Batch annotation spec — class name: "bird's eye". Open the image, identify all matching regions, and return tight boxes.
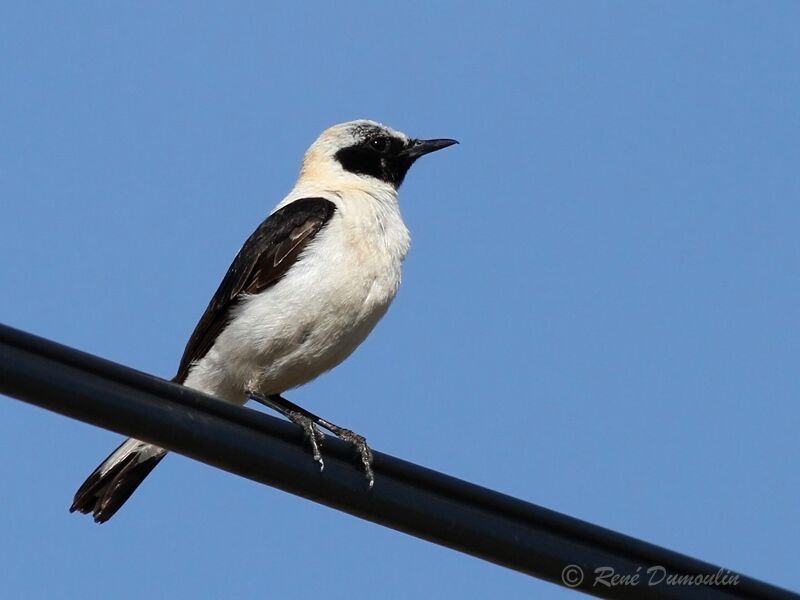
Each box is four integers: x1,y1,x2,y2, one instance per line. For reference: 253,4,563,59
369,136,390,153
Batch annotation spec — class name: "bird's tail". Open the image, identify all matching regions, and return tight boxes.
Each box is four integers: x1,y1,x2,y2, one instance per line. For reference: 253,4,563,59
70,438,167,523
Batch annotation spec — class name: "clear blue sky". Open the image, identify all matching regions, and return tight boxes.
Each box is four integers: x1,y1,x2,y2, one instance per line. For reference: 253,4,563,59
1,2,798,598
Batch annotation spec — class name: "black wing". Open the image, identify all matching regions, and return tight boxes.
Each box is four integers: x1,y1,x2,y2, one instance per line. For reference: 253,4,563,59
173,197,337,383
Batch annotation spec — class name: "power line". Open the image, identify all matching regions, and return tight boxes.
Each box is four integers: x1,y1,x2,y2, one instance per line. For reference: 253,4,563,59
0,323,795,600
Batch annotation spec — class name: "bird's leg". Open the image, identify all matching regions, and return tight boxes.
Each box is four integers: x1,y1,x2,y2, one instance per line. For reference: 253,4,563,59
250,393,325,471
250,393,374,488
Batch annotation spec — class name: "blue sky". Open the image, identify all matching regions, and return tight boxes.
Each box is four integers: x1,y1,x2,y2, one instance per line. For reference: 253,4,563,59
1,2,798,598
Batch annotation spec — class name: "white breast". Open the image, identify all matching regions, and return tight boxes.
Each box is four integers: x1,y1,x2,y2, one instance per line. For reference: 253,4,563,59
183,187,410,404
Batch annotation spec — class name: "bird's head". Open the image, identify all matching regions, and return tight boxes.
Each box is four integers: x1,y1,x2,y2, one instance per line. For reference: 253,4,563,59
298,120,457,191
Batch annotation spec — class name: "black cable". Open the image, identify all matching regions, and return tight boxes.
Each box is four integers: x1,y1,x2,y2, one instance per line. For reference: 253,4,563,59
0,323,795,600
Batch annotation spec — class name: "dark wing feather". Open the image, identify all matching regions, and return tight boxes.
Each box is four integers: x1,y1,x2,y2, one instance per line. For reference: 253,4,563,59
173,197,337,383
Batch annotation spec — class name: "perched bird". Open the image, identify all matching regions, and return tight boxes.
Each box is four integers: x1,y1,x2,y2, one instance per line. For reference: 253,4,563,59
70,120,457,523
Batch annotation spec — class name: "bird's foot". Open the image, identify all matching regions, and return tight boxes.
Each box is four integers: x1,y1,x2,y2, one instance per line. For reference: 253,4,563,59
318,420,374,489
250,393,374,487
286,410,326,471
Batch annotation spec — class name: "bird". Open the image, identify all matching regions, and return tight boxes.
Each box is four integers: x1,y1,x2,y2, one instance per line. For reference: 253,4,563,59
70,119,457,523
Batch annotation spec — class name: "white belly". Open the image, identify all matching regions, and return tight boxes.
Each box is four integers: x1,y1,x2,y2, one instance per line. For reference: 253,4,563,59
183,201,408,404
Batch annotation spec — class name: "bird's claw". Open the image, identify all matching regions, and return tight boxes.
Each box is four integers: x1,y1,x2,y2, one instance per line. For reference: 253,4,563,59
326,426,374,488
287,411,325,471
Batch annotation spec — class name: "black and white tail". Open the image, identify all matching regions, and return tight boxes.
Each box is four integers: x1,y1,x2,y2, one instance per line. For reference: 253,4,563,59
70,439,167,523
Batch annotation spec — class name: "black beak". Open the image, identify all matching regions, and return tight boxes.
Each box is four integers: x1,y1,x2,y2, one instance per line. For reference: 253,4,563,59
402,138,459,159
